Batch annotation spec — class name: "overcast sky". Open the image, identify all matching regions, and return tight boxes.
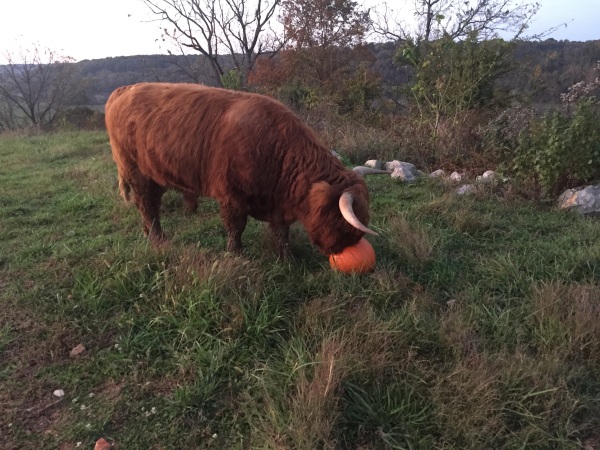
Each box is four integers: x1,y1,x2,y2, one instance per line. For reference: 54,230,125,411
1,0,599,62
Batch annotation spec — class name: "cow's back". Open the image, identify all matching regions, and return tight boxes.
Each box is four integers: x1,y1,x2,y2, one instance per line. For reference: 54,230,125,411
105,82,337,221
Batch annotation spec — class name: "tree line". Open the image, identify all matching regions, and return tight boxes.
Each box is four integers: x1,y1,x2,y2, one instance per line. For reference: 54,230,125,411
1,0,599,132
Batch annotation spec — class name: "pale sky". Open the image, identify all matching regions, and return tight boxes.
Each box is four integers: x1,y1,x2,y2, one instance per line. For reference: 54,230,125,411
1,0,598,62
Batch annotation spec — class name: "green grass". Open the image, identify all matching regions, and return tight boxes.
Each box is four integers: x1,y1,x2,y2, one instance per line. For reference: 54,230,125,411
1,130,599,449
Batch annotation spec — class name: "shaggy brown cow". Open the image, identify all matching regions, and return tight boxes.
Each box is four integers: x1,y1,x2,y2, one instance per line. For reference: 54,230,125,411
105,82,385,258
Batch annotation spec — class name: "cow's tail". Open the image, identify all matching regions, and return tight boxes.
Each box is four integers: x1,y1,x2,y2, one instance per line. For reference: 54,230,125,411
118,172,132,203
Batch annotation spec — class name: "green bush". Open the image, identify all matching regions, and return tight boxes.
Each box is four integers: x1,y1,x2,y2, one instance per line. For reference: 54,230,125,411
336,65,381,114
55,107,106,131
277,80,318,110
220,69,243,91
511,99,600,196
397,35,513,128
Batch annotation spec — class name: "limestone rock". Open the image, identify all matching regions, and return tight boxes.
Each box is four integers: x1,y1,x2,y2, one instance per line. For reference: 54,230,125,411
476,170,496,183
391,167,416,182
385,160,416,173
387,161,418,182
449,171,463,182
364,159,385,170
557,184,600,216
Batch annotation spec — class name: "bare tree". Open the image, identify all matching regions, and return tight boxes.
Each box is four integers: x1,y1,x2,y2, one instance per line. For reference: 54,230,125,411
373,0,542,43
0,46,81,131
143,0,286,86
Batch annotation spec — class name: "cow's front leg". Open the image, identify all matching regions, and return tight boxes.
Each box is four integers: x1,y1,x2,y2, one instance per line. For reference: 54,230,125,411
219,201,248,253
269,222,291,259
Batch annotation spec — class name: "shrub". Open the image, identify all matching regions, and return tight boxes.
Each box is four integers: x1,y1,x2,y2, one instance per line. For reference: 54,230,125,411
397,35,513,132
336,65,381,114
55,107,106,131
510,98,600,196
277,80,318,110
220,69,243,91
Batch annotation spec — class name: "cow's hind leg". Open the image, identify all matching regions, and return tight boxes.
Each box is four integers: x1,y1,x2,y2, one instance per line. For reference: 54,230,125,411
219,200,248,253
130,177,167,242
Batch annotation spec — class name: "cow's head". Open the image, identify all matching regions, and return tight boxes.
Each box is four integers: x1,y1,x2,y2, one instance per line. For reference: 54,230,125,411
305,179,377,255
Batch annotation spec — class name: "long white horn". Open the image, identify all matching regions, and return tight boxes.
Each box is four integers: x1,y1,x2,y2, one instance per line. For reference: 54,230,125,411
339,192,378,235
353,166,392,176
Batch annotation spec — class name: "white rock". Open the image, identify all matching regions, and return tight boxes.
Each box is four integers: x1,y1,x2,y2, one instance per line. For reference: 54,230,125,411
391,166,417,182
557,184,600,216
482,170,496,180
456,184,476,195
330,150,342,160
476,170,496,184
449,171,463,182
385,160,401,170
385,160,417,173
53,389,65,398
364,159,384,170
430,169,446,178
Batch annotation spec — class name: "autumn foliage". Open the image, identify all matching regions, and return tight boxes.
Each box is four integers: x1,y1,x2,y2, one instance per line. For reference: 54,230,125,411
248,0,376,109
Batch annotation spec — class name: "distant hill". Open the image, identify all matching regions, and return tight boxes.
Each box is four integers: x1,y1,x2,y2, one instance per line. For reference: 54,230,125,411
76,54,227,106
74,39,600,108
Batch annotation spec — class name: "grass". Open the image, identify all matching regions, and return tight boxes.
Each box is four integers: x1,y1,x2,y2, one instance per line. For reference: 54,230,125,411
1,130,599,449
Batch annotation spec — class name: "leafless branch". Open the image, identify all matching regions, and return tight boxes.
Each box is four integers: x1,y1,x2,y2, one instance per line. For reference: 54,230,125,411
0,45,81,130
142,0,285,86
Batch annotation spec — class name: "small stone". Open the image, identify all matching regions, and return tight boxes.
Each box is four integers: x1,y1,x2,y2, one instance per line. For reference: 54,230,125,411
482,170,495,180
477,170,496,184
53,389,65,398
69,344,86,358
429,169,446,178
449,172,462,182
94,438,112,450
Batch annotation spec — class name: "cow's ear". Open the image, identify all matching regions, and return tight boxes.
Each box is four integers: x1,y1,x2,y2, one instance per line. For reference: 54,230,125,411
308,181,334,212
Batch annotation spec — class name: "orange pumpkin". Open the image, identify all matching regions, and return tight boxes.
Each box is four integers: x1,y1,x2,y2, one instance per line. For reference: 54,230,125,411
329,238,376,274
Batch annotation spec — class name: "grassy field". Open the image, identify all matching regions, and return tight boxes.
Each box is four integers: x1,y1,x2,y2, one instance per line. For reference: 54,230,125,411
1,130,599,449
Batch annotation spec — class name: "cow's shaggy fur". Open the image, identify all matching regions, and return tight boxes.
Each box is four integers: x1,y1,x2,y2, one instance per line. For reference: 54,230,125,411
105,82,372,257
